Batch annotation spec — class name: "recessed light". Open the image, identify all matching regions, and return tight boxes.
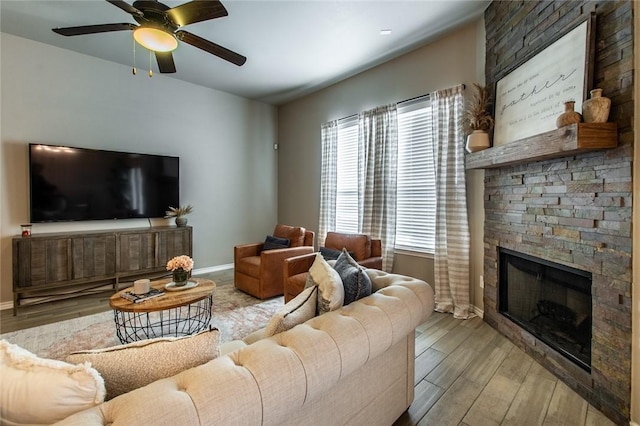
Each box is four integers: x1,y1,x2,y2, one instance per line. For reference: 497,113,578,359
380,29,392,36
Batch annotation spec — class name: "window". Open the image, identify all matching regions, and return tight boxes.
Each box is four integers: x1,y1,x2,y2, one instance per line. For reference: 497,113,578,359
335,117,359,233
333,98,436,253
396,98,436,253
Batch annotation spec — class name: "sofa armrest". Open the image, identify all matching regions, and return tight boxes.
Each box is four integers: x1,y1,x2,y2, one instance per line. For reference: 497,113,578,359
234,242,263,260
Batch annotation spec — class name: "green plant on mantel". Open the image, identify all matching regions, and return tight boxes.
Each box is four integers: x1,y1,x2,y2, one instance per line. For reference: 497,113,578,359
164,204,194,218
463,83,495,134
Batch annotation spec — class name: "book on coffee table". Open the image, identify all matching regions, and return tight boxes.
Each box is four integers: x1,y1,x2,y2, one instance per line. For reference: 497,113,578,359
120,288,165,303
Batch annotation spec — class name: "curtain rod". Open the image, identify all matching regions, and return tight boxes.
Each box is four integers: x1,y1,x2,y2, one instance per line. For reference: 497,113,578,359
335,83,465,123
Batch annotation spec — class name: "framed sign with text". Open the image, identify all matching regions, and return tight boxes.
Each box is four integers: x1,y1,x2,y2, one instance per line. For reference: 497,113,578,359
493,16,595,147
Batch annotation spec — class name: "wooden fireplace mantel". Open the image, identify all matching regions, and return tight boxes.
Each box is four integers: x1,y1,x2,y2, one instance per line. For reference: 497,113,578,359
465,122,618,170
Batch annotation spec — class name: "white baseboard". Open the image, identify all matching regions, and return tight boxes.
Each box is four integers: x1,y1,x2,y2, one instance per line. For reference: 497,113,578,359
0,264,235,313
192,263,233,275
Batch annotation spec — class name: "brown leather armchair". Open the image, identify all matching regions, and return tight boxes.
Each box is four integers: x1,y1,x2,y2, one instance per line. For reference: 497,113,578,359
234,225,315,299
283,232,382,302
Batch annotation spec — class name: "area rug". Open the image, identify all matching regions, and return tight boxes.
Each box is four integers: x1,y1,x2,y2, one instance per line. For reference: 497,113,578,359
0,282,283,360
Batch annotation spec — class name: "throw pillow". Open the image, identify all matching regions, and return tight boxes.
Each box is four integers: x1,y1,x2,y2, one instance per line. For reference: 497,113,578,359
319,246,342,260
0,339,106,426
306,252,344,314
334,248,372,305
320,246,354,261
66,328,220,400
262,235,290,251
264,285,318,337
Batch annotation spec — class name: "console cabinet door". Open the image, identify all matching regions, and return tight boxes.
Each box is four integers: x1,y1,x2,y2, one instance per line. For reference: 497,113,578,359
118,232,157,273
156,228,193,266
13,237,71,289
71,235,117,279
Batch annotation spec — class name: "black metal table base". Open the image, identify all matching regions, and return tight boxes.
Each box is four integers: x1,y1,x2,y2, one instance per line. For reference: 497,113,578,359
113,295,213,343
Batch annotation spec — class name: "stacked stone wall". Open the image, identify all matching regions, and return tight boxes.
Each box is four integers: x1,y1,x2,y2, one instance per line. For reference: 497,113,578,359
483,1,634,424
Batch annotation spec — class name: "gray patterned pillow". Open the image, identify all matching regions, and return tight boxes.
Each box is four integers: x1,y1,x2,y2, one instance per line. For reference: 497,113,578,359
334,248,372,305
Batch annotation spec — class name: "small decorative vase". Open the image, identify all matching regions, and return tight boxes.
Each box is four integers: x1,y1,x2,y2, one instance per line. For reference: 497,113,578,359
581,88,611,123
556,101,582,128
465,130,491,153
175,217,188,227
172,268,188,286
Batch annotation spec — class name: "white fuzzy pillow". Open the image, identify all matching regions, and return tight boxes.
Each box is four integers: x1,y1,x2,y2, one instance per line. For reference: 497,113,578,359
307,252,344,314
264,285,318,337
66,328,220,399
0,339,106,426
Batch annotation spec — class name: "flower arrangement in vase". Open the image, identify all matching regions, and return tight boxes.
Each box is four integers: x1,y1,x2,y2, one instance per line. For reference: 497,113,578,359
166,255,194,286
165,204,193,227
463,83,495,153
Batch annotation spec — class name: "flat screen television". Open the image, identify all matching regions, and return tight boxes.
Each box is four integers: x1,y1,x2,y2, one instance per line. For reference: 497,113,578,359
29,144,179,223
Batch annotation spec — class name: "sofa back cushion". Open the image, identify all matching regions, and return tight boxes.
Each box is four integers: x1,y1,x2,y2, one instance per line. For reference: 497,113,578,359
325,232,371,261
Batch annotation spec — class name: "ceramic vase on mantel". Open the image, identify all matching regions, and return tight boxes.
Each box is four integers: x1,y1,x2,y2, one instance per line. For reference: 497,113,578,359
556,101,582,128
582,88,611,123
175,217,188,227
465,130,491,153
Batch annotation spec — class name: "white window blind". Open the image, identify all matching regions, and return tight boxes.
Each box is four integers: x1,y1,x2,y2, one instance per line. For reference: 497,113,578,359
396,98,436,253
335,116,359,233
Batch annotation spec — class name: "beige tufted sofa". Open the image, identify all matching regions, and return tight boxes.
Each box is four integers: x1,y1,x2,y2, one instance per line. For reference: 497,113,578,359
55,270,434,426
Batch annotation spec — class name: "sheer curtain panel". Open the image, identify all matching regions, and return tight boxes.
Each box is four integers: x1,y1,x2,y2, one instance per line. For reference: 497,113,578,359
319,120,338,247
358,104,398,272
431,85,473,319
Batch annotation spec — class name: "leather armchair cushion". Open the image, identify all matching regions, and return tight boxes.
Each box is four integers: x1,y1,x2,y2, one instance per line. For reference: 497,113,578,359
325,232,371,261
274,225,306,247
236,255,261,277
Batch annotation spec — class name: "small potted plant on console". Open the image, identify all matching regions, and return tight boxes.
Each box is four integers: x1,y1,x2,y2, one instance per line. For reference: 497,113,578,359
165,204,194,227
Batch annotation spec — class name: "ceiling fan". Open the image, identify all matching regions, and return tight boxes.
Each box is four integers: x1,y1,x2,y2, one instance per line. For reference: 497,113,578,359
52,0,246,73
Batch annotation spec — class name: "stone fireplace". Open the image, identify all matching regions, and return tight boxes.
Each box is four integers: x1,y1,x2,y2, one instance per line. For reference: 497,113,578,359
482,2,634,424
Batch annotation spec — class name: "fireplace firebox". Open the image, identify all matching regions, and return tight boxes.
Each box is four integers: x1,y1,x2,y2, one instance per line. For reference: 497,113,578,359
498,248,592,371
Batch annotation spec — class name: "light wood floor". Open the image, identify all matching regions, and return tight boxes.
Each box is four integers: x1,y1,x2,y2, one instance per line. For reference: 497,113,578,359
0,271,616,425
394,312,616,426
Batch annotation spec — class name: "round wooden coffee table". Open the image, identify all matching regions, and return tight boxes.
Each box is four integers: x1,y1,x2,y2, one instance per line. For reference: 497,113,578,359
110,277,216,343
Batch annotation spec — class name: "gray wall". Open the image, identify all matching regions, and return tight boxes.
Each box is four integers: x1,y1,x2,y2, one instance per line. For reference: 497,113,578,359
277,20,487,312
0,33,278,306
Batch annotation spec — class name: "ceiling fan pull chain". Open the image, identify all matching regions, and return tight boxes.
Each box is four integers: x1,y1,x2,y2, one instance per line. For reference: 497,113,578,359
149,51,153,77
132,37,136,75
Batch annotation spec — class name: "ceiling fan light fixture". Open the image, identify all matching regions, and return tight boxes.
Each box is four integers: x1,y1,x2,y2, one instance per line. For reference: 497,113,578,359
133,27,178,52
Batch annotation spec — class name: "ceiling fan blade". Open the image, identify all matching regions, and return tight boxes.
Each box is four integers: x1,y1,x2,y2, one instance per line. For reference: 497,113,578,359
167,1,228,27
155,52,177,73
52,23,137,36
106,0,143,17
176,30,246,66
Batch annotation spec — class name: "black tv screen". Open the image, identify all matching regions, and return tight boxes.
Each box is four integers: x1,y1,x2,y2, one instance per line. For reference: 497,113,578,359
29,144,179,223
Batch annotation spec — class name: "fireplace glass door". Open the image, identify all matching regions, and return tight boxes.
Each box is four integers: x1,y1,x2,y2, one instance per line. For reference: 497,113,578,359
498,248,592,371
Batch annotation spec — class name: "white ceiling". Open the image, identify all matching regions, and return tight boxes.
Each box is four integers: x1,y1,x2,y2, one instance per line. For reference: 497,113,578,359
1,0,489,105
